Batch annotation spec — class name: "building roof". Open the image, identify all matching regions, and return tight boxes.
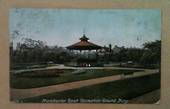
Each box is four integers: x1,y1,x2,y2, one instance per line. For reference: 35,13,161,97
66,34,102,50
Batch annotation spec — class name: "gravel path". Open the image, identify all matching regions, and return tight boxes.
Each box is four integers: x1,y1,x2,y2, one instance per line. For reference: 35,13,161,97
12,65,151,74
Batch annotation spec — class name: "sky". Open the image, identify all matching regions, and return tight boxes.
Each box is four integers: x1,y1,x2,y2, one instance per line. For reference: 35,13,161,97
9,8,161,48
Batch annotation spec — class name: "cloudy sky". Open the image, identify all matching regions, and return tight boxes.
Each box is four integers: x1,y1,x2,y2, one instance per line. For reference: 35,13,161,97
10,8,161,48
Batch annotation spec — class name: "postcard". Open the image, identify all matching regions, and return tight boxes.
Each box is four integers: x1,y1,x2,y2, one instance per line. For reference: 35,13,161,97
9,8,161,104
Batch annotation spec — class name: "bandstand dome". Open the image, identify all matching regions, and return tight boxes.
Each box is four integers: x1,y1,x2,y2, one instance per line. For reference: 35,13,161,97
66,34,102,50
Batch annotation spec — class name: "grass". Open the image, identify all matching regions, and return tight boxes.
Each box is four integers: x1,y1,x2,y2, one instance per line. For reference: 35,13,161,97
19,73,160,103
114,63,160,69
11,63,57,70
10,69,142,89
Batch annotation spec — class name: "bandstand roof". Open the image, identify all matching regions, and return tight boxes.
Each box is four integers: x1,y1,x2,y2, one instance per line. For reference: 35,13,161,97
66,34,102,50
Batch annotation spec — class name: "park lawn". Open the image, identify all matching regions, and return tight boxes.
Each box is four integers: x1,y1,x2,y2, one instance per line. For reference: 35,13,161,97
11,63,58,70
19,73,160,103
11,69,142,89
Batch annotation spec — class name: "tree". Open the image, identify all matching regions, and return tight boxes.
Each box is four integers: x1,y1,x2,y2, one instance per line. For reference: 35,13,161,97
140,40,161,67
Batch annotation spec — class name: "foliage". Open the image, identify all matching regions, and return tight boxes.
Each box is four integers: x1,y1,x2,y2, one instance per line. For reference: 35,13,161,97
11,38,74,66
140,40,161,66
10,38,161,69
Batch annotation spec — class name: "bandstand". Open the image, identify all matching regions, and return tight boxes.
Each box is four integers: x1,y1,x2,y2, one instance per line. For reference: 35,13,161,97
66,34,102,67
